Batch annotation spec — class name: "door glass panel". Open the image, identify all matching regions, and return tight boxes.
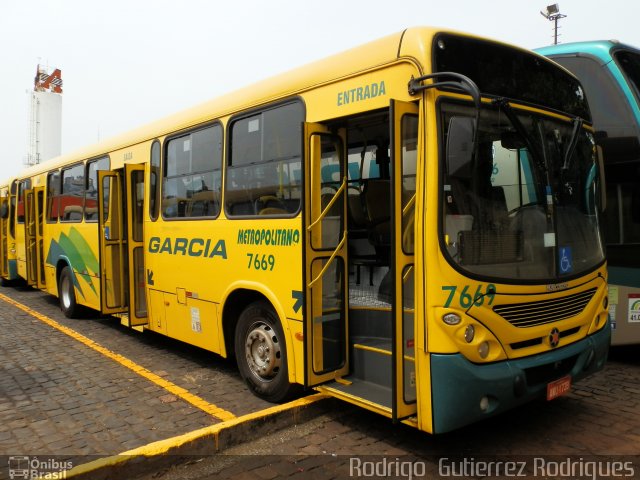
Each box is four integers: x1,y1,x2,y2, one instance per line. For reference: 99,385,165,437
26,193,35,237
129,166,147,320
402,265,416,403
131,170,144,242
102,177,111,224
311,134,344,250
310,257,345,373
1,199,7,276
26,192,37,283
133,246,147,317
37,190,45,284
401,115,418,254
102,175,125,309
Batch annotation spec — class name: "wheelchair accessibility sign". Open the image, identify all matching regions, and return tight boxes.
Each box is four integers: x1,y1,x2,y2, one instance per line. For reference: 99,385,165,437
559,246,573,274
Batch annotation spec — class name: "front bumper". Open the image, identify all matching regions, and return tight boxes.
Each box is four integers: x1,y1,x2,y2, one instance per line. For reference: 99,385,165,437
430,322,611,433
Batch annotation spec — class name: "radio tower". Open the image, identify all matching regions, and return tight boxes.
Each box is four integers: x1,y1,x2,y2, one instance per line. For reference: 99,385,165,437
25,65,63,166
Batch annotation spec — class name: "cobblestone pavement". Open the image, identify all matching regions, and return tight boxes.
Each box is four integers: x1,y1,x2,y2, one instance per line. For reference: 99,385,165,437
136,347,640,479
2,283,639,479
0,284,272,462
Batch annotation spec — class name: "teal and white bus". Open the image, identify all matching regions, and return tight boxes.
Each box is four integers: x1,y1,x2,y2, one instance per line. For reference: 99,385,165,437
538,40,640,345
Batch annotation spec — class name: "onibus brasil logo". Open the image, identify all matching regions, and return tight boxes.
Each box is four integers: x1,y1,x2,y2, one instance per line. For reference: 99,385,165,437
8,456,72,479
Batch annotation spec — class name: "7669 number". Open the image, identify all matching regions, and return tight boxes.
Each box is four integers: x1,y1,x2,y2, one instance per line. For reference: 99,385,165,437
442,284,496,308
246,253,275,271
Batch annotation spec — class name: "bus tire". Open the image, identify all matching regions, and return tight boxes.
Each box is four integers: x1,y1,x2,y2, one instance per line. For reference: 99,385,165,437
58,266,82,318
234,301,294,402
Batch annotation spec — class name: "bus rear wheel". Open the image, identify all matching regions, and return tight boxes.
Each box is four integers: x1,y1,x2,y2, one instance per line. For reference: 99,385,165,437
234,301,293,402
58,266,82,318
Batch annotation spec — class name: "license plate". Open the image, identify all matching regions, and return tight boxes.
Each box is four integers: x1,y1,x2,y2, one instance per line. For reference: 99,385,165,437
547,375,571,401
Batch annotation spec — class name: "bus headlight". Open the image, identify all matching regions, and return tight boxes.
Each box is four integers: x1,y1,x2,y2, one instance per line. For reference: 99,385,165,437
443,313,461,325
464,325,475,343
478,341,490,359
434,307,508,363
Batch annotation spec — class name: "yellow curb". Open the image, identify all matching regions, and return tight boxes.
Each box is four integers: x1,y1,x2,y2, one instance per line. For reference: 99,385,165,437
0,292,235,421
65,393,329,478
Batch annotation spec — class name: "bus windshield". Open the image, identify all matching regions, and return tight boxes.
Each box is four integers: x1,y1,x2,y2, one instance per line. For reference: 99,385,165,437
615,49,640,100
440,100,605,282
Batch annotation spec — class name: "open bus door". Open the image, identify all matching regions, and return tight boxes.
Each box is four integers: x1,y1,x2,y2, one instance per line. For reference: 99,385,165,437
97,167,147,326
34,186,46,288
390,100,418,421
98,170,127,314
124,163,147,326
24,189,37,286
0,195,8,279
303,123,350,386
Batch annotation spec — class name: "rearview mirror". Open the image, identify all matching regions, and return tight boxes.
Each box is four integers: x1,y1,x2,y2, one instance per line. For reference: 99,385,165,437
501,131,526,150
596,145,606,213
446,117,476,178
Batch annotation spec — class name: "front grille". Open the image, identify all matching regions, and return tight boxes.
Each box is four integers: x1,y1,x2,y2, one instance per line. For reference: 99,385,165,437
510,337,543,350
494,288,597,328
509,326,582,350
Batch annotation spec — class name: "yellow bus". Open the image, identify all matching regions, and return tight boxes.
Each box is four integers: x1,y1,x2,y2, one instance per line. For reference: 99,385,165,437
0,180,17,286
0,27,610,433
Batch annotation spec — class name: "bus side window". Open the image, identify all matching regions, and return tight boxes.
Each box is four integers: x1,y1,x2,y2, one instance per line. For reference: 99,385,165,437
17,179,31,224
85,156,109,222
47,171,60,222
61,163,85,222
149,141,161,220
162,124,222,219
225,102,303,217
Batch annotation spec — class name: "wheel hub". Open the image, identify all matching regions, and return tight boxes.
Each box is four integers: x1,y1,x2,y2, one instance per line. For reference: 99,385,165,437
245,323,281,380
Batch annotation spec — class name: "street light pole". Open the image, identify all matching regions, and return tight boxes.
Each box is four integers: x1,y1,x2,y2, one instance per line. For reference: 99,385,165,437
540,3,567,45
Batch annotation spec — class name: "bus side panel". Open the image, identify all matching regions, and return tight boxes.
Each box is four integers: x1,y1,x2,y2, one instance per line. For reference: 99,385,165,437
144,216,303,367
43,223,101,310
164,293,220,353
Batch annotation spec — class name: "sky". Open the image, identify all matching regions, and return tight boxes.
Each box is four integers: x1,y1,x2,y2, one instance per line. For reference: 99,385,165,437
1,0,639,180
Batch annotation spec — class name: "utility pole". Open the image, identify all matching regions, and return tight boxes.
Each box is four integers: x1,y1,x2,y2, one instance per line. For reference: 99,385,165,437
540,4,567,45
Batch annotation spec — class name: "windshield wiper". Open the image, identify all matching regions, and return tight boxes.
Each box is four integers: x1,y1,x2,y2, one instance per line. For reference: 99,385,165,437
492,98,546,175
561,117,584,171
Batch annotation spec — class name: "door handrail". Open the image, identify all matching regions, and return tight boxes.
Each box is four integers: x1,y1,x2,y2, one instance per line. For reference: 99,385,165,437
307,179,346,232
402,193,416,216
308,233,347,288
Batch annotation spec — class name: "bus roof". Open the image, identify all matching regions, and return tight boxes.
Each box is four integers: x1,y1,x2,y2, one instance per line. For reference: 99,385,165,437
536,40,640,63
13,26,559,180
14,28,413,179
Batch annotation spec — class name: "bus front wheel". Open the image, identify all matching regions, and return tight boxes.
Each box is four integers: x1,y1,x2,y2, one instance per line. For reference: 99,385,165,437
235,301,293,402
59,266,81,318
